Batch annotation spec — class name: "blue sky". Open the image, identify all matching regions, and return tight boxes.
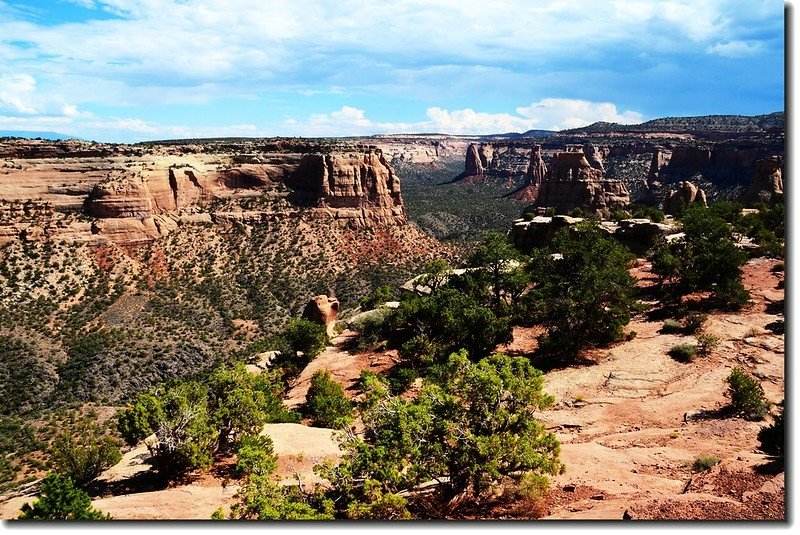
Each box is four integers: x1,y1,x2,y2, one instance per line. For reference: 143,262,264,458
0,0,785,142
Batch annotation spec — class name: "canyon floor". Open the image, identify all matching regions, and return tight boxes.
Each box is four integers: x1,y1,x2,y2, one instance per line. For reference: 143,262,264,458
0,258,785,521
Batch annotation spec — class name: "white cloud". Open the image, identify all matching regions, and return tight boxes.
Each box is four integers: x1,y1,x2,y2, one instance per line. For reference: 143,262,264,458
284,99,645,136
0,0,780,108
707,40,764,58
516,99,644,130
0,74,38,114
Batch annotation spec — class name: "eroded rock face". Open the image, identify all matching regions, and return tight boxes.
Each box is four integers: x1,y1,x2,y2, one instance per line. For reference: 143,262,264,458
647,149,671,187
478,144,494,170
662,181,708,214
291,149,402,209
301,295,340,338
526,145,548,187
583,144,608,172
548,152,604,182
2,139,411,246
742,156,783,207
464,143,485,175
531,151,630,213
288,148,406,227
514,145,549,202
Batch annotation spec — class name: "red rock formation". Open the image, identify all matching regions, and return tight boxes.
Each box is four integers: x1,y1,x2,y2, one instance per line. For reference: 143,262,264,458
548,152,605,182
531,151,630,214
478,144,494,170
583,144,608,172
742,156,783,207
662,181,707,214
464,143,484,175
86,165,223,218
513,145,548,202
526,145,548,187
301,295,340,338
290,148,404,217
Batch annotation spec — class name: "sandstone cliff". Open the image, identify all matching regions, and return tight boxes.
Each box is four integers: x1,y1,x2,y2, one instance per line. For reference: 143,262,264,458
0,140,409,246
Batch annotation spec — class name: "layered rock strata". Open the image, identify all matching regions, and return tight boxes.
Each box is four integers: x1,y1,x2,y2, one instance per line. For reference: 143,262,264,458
0,140,409,245
530,151,630,214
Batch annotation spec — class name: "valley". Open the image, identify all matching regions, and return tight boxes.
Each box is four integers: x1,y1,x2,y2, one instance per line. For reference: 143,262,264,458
0,112,785,521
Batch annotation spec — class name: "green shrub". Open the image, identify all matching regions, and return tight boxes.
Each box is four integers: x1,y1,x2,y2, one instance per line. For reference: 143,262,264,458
758,403,784,457
683,313,707,334
527,223,636,359
351,308,393,350
305,370,353,429
117,391,164,446
668,343,696,362
661,319,682,333
726,367,770,421
234,435,277,477
692,454,719,472
50,430,122,488
387,365,419,395
319,351,562,516
18,473,110,520
695,333,720,356
360,285,397,310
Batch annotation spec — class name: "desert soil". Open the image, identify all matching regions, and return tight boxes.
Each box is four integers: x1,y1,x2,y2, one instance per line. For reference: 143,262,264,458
0,258,784,521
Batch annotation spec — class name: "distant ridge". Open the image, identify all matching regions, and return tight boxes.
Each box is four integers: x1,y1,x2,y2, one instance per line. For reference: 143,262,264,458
0,130,81,141
559,112,784,134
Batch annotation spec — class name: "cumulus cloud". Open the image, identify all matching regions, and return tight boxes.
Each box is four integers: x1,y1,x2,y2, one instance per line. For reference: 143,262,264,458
0,0,780,104
283,99,645,136
0,1,782,140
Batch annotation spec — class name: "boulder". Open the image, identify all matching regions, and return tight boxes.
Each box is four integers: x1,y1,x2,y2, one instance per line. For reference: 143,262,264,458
301,295,340,338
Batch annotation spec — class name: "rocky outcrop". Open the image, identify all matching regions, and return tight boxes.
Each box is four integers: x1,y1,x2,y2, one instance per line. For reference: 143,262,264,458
463,143,496,176
647,149,671,187
514,145,549,202
478,144,494,170
1,139,412,246
301,295,339,338
86,165,227,218
583,144,608,172
510,215,677,254
288,148,406,227
530,151,630,214
742,156,783,207
526,145,548,187
464,143,485,175
662,181,707,214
